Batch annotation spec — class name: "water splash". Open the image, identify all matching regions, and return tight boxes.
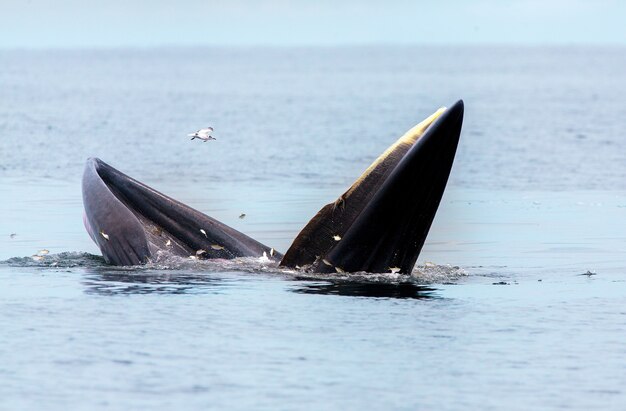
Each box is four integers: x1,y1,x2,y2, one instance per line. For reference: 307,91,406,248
1,252,106,268
1,251,467,284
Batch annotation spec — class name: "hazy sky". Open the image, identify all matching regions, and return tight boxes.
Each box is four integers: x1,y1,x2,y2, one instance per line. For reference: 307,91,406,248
2,0,625,48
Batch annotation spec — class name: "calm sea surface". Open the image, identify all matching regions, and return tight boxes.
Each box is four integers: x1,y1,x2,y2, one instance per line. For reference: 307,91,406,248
1,46,626,410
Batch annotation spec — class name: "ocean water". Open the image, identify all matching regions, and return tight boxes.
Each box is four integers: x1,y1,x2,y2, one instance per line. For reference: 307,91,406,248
1,46,626,410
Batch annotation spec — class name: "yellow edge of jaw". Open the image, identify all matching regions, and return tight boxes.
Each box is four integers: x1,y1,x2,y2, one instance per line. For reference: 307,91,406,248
400,107,447,145
345,107,447,196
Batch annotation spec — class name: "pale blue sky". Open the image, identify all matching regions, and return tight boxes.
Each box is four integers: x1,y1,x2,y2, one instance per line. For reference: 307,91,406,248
2,0,625,48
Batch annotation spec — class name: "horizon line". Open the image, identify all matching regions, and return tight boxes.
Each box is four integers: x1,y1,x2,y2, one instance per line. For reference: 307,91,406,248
2,41,626,52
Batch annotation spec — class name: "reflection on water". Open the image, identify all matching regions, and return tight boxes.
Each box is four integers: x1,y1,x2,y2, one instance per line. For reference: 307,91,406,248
81,269,231,296
292,281,438,299
81,267,440,299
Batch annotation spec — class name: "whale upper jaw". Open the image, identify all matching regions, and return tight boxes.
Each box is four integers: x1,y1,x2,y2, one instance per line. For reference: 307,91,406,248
280,100,464,274
81,100,464,273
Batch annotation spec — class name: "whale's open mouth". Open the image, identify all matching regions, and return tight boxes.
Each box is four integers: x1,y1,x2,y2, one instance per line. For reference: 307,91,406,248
82,100,464,272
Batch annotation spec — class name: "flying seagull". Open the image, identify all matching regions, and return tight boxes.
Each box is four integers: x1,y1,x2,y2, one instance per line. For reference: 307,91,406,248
188,127,216,142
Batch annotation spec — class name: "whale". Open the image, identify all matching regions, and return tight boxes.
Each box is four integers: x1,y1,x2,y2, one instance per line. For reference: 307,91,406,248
82,100,464,273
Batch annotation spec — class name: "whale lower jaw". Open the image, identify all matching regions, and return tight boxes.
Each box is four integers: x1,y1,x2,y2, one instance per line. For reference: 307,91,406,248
82,158,276,266
81,100,464,273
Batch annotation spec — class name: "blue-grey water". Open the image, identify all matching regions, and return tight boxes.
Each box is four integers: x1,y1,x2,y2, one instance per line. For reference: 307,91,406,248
1,46,626,410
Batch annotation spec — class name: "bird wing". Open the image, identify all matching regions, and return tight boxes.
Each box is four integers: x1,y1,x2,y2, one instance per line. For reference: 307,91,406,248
188,127,213,138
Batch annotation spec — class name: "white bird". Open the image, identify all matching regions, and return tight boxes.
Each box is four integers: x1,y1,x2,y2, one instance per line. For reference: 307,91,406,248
188,127,215,142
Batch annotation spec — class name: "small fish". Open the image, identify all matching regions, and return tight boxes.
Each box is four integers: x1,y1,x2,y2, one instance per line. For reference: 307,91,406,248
332,235,341,241
200,229,207,238
335,266,345,273
152,227,163,236
165,239,171,246
188,127,216,142
31,255,44,261
295,265,301,269
239,213,246,219
389,267,401,274
38,249,50,255
270,248,275,257
332,195,346,211
322,259,332,266
51,262,58,267
9,233,16,239
100,231,110,241
210,244,224,250
196,249,207,256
